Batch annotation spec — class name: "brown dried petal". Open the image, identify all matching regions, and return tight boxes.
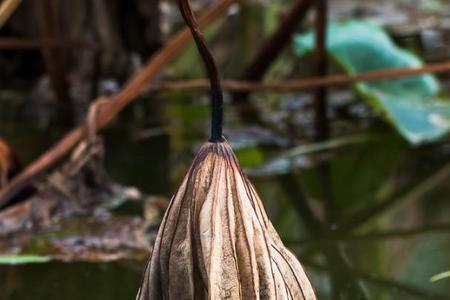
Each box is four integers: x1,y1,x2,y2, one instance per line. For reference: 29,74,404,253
136,141,316,300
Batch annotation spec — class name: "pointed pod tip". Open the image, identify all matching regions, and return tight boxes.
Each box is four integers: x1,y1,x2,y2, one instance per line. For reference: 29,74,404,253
196,138,237,169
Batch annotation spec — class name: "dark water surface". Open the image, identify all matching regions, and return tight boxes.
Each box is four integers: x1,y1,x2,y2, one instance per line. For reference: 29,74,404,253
0,262,142,300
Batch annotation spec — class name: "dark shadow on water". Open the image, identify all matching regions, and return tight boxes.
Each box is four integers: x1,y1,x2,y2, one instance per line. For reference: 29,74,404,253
0,261,143,300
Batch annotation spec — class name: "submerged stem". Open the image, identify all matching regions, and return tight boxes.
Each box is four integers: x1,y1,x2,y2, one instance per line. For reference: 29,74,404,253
178,0,224,142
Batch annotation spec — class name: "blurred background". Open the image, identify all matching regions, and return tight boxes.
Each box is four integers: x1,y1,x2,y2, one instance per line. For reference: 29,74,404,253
0,0,449,299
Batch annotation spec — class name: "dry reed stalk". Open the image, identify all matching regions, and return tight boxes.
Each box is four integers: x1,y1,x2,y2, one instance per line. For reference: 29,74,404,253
0,0,21,28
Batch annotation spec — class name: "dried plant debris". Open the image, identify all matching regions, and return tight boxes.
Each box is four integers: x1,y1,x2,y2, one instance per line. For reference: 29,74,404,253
47,216,150,262
0,216,150,262
136,141,316,300
0,138,164,262
0,139,138,233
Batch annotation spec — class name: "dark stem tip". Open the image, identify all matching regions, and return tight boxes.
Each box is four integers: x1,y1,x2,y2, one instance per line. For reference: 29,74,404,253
178,0,224,142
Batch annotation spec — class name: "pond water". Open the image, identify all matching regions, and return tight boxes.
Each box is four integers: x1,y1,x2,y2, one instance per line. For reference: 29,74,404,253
1,262,142,300
1,93,449,300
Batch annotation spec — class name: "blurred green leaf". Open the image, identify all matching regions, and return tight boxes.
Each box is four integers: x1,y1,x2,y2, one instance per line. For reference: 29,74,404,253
0,254,50,265
294,21,450,144
235,146,264,168
430,271,450,283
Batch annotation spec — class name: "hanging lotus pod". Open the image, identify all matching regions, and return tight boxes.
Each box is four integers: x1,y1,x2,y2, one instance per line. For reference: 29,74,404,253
136,141,316,300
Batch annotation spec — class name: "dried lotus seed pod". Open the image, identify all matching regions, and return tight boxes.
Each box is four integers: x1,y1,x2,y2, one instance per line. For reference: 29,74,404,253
136,141,316,300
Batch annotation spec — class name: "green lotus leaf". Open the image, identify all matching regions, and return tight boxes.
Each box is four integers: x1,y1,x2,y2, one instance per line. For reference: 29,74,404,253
294,21,450,144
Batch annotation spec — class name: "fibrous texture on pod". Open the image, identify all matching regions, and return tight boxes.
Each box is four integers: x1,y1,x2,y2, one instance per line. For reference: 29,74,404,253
136,141,316,300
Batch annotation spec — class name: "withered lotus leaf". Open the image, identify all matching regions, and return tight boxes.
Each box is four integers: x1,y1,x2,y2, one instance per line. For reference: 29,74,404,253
136,141,316,300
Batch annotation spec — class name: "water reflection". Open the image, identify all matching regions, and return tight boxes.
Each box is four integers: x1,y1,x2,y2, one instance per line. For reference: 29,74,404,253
0,262,142,300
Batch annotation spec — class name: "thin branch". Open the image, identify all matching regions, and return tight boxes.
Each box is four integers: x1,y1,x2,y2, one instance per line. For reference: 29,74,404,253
313,0,328,142
313,0,335,226
148,60,450,92
0,0,238,208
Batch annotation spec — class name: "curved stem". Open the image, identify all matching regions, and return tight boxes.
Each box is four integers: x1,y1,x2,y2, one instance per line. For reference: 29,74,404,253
178,0,224,142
